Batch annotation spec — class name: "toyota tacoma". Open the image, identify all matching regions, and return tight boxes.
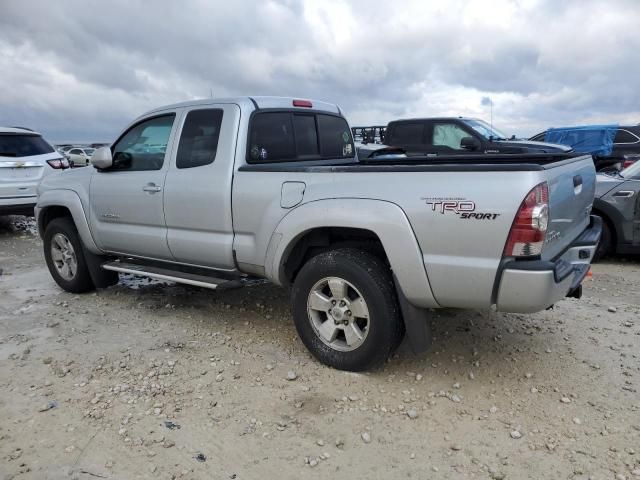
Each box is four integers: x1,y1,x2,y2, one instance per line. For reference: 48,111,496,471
36,96,601,371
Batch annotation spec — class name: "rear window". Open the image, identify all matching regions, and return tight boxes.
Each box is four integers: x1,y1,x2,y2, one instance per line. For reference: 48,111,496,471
249,112,295,162
317,115,353,158
293,115,319,158
389,123,425,144
0,134,55,158
614,129,640,144
248,111,353,163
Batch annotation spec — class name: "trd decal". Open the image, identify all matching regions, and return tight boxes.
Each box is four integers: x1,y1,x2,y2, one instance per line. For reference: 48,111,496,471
460,212,500,220
425,200,476,214
421,197,500,220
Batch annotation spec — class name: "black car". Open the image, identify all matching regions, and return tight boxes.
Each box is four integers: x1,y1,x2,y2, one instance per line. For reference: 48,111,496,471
592,160,640,259
380,117,570,157
530,125,640,171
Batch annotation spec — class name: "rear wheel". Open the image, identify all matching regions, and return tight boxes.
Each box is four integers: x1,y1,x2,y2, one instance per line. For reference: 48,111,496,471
594,218,612,261
291,248,404,371
43,217,95,293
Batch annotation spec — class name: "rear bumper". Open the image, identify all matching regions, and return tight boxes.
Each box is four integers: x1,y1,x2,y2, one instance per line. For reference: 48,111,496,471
495,215,601,313
0,196,37,216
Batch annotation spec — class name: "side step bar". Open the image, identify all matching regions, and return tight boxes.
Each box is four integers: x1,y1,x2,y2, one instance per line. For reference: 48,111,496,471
102,261,243,290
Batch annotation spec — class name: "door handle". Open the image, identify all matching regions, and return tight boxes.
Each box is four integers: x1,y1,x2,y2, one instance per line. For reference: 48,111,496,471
613,190,635,198
143,183,162,193
573,175,583,195
573,175,582,187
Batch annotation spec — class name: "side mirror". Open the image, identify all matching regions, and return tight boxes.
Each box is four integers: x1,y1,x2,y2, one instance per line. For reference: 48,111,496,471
91,147,113,169
460,136,481,151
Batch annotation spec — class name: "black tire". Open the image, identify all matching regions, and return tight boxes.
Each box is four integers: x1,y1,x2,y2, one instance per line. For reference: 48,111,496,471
594,218,612,261
43,217,96,293
291,248,404,371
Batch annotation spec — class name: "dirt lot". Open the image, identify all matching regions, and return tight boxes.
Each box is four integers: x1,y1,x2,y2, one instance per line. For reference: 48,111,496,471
0,215,638,480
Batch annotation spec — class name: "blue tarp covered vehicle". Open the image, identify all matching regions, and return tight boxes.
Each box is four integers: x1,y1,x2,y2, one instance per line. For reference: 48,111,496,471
544,125,618,157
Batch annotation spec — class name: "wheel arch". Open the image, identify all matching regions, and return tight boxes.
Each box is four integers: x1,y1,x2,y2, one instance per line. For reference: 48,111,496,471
266,198,439,309
36,190,101,253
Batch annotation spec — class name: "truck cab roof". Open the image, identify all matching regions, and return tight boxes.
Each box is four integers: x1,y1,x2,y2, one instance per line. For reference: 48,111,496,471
143,96,341,118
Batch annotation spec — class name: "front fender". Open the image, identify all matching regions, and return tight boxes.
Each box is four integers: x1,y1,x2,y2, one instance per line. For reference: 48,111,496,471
266,198,439,309
36,189,102,254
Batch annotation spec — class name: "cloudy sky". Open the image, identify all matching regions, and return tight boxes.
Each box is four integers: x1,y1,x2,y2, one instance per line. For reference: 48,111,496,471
1,0,639,142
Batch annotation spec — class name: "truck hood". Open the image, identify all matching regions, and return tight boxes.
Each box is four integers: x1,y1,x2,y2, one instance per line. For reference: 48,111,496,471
490,139,572,153
594,173,624,198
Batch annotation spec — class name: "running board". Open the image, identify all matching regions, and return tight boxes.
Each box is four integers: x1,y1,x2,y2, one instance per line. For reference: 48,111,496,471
102,261,243,290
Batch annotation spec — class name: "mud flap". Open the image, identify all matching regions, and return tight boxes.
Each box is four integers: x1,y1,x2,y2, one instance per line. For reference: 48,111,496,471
81,245,119,289
394,275,433,354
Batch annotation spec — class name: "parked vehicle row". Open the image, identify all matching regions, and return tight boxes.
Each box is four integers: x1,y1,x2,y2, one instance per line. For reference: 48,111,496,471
353,118,639,260
56,145,97,167
34,96,601,371
354,118,640,173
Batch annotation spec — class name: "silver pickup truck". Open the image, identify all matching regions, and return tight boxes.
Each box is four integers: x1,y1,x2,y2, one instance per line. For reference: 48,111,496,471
36,96,601,371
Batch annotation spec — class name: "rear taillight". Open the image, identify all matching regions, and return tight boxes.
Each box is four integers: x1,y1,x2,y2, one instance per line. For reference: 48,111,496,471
503,182,549,257
622,155,639,170
47,158,70,169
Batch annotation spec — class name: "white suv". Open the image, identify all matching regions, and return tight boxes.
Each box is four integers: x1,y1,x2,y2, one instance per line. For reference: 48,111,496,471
0,127,69,216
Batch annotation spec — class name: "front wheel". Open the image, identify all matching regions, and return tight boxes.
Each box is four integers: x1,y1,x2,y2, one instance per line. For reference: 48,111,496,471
291,248,404,371
43,217,95,293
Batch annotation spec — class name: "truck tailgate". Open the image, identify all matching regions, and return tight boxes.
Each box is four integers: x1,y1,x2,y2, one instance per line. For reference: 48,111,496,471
540,155,596,260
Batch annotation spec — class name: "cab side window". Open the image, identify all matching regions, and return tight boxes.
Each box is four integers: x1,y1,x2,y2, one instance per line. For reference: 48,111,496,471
391,123,425,145
176,109,223,169
110,114,175,171
432,123,470,150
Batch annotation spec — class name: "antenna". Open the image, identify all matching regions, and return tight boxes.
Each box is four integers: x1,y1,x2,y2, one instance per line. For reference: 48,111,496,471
210,88,213,98
490,98,493,132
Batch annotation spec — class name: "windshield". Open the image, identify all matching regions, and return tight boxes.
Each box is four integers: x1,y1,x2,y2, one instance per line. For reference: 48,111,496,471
84,148,95,155
462,119,507,140
620,160,640,179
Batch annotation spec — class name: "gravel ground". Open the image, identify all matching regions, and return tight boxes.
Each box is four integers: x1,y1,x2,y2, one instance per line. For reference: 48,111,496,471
1,215,639,480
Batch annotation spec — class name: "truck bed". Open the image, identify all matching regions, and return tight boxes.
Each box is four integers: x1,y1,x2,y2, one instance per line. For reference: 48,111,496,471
234,152,596,309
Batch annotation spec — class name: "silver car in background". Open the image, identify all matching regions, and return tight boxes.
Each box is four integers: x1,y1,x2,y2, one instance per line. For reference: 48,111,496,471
0,127,69,216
